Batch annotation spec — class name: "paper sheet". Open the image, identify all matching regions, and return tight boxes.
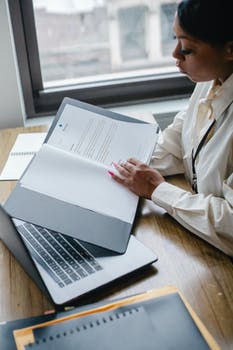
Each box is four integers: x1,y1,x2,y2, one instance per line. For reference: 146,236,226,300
47,104,157,166
21,144,138,223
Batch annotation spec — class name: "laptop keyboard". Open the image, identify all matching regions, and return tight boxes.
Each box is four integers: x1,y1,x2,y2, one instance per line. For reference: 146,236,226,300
17,223,103,288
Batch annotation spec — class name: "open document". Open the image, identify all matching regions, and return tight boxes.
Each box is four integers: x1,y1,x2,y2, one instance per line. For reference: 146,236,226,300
20,103,158,224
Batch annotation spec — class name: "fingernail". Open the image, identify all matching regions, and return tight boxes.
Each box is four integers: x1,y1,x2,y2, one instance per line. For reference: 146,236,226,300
113,162,118,168
107,170,114,176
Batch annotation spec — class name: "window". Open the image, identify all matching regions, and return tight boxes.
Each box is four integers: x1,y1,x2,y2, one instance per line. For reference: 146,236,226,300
9,0,194,118
118,6,148,62
161,3,178,56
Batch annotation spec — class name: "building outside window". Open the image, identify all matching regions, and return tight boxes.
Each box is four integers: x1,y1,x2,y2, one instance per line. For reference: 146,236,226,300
9,0,193,117
33,0,177,87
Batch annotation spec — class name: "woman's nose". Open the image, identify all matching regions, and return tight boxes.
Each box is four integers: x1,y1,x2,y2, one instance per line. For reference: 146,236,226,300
172,43,183,60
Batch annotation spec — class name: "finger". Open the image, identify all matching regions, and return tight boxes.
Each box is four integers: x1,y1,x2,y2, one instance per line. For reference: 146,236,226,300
113,161,130,175
127,157,142,166
108,166,128,180
118,167,130,176
109,171,125,185
121,160,134,172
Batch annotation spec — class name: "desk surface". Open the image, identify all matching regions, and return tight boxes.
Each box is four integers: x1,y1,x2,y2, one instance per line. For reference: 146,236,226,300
0,124,233,350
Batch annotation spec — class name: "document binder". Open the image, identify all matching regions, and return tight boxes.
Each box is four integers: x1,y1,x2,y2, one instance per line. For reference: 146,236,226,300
5,98,158,253
11,286,220,350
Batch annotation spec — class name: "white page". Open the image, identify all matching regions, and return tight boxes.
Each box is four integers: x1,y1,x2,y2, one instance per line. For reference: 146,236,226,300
21,144,138,223
47,104,157,166
0,133,46,181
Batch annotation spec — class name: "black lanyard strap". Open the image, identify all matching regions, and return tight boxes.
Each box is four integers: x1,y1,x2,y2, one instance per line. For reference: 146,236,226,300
191,119,216,193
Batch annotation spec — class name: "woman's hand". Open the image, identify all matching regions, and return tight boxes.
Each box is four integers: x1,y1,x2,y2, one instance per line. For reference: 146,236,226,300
109,158,165,199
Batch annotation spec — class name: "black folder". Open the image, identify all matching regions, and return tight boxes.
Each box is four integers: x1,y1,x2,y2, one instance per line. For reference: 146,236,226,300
11,287,219,350
4,98,158,253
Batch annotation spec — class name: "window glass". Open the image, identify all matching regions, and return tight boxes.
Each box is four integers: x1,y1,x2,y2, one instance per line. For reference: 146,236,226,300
33,0,177,88
118,5,148,61
161,3,177,56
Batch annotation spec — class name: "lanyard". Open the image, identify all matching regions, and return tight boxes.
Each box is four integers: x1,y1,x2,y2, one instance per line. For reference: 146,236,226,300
191,119,216,193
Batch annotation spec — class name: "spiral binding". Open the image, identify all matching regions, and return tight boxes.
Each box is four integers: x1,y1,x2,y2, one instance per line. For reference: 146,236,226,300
11,151,36,156
27,307,140,347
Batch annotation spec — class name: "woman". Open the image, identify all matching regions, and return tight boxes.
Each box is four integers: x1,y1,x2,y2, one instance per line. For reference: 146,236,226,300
110,0,233,256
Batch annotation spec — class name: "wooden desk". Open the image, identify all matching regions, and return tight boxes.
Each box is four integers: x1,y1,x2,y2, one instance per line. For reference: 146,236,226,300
0,125,233,350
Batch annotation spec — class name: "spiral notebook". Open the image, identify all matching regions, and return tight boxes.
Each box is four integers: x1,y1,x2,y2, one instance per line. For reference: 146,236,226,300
13,287,220,350
0,133,46,181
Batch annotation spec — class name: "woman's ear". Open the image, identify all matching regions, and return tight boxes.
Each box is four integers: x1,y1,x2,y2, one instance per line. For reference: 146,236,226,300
225,41,233,60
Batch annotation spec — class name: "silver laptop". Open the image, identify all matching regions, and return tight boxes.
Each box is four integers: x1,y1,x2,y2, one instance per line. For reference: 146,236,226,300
0,205,157,305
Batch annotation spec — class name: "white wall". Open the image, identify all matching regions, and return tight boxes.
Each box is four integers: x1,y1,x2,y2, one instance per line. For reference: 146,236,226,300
0,0,25,129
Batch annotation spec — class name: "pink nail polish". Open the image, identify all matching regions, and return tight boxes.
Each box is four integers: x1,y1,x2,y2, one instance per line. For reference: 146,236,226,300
107,170,114,176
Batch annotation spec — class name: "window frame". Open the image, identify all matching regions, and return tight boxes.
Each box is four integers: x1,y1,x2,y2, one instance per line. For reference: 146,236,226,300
9,0,195,118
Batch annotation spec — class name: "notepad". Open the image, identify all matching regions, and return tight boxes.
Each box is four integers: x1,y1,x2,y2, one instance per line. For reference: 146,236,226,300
0,133,46,181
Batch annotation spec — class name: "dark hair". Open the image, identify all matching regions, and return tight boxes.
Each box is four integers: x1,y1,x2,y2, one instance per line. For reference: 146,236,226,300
177,0,233,46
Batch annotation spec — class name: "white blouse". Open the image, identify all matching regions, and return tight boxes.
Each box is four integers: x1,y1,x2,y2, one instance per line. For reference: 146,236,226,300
151,73,233,256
